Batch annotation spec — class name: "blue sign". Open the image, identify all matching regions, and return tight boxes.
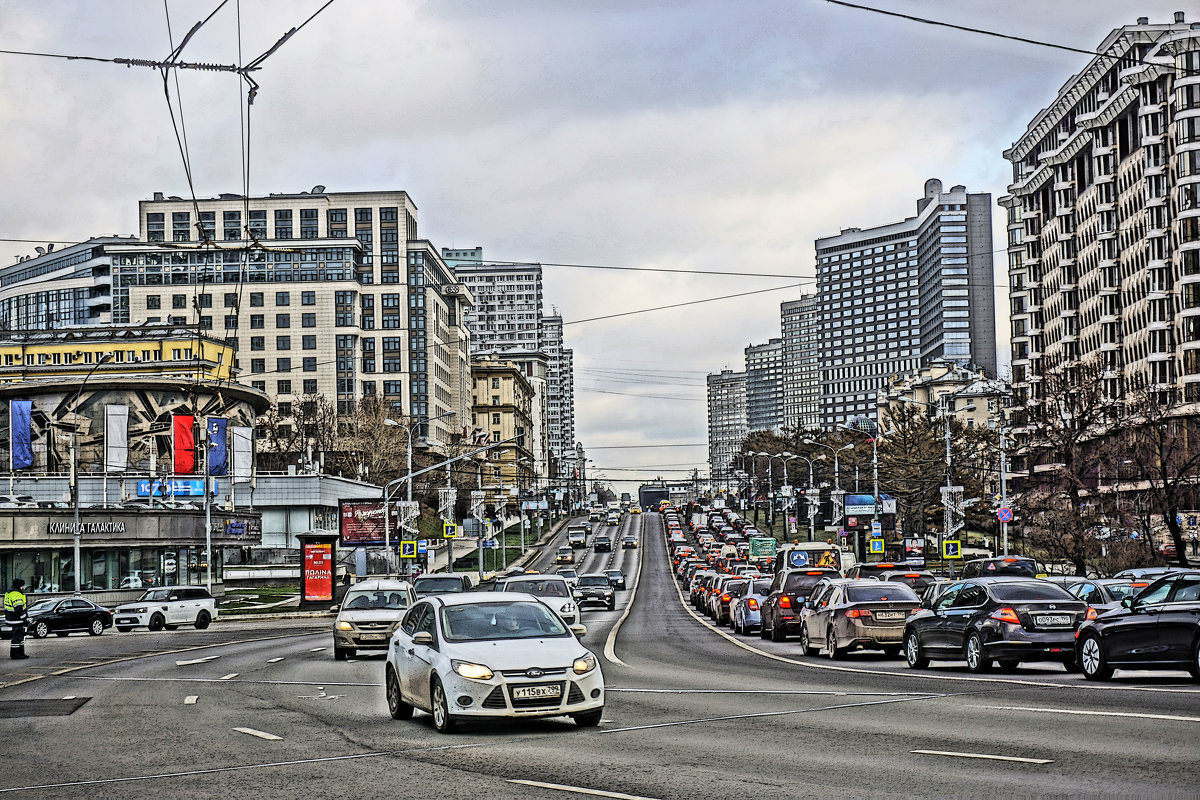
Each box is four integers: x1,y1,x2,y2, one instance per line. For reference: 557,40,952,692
137,479,216,497
417,540,428,554
844,494,877,515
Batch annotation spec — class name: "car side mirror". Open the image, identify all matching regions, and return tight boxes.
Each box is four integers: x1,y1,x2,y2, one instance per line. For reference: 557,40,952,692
1121,597,1135,611
570,623,588,639
329,604,339,613
804,600,814,610
412,631,434,645
168,595,179,602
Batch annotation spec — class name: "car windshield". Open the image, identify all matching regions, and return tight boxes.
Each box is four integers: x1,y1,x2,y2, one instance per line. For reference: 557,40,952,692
989,582,1075,601
606,571,623,580
981,559,1038,576
414,577,466,594
138,589,174,602
344,589,410,610
441,601,569,641
782,572,831,595
578,576,609,587
845,584,918,603
505,579,569,597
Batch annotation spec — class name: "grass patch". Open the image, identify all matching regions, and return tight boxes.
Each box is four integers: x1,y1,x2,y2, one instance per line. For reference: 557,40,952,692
220,585,300,613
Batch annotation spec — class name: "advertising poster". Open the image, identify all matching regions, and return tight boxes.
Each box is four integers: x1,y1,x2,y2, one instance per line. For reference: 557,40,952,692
339,501,398,546
904,537,927,564
302,542,333,602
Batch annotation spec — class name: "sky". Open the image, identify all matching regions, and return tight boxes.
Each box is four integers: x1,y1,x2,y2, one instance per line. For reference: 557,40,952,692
0,0,1189,487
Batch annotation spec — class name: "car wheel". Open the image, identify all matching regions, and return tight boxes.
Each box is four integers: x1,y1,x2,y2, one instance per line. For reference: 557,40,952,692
385,666,414,720
148,614,165,632
905,630,929,669
1190,638,1200,682
882,645,902,658
607,602,615,612
33,621,49,639
89,619,105,636
1079,633,1113,680
573,707,603,727
430,677,457,733
800,625,818,656
116,626,132,633
333,646,352,661
195,611,211,630
759,619,771,639
965,632,992,673
827,630,846,660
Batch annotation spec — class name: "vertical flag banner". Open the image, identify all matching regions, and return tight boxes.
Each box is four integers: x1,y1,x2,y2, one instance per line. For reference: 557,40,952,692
231,425,253,483
207,417,228,476
10,400,33,470
173,415,195,474
104,404,129,473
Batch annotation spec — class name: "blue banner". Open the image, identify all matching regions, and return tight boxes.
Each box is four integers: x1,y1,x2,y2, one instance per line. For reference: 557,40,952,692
137,479,217,497
207,418,228,476
10,400,32,470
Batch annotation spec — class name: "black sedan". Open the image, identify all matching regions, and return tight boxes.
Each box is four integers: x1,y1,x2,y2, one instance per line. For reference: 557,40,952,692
1076,570,1200,681
604,569,627,590
28,598,113,638
903,578,1087,673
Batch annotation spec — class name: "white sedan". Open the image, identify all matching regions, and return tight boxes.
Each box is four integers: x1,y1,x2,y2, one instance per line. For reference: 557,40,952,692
384,592,604,733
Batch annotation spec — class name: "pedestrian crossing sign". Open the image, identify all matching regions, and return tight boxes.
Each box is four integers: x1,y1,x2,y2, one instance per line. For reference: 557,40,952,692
443,523,458,539
942,539,962,559
870,538,884,554
400,540,417,558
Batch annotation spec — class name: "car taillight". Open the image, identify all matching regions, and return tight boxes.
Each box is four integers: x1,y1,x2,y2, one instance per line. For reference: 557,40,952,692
1085,607,1098,620
747,598,759,610
779,596,792,609
721,593,731,602
990,607,1021,625
845,609,872,618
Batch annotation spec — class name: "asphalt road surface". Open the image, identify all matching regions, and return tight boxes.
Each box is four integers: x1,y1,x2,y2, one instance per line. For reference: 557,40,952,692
1,511,1197,798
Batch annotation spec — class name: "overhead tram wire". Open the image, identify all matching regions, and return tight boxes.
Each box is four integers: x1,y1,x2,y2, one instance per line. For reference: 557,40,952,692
563,283,798,326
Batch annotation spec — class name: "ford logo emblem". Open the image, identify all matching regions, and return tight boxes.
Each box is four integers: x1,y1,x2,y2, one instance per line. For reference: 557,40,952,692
526,668,544,678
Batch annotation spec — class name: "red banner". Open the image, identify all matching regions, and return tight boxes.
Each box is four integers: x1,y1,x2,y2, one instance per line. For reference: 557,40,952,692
302,542,334,602
173,415,195,474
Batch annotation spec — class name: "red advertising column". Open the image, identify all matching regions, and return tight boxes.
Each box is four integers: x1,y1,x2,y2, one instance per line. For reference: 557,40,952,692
297,533,340,609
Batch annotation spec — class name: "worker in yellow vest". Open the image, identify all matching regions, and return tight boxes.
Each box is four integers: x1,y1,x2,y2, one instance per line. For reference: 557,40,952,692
4,578,30,659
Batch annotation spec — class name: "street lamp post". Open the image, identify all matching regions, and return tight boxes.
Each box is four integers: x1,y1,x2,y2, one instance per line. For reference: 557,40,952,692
794,454,825,542
383,409,458,577
838,423,879,562
902,392,975,563
804,439,853,540
71,352,114,595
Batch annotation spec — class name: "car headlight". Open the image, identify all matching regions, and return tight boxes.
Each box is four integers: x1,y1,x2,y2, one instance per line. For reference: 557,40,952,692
572,653,597,675
452,660,494,681
336,621,354,631
561,602,575,614
128,607,147,614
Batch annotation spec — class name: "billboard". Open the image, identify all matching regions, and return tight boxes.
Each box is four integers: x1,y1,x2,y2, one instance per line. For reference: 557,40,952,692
843,494,877,515
302,541,334,602
339,501,398,546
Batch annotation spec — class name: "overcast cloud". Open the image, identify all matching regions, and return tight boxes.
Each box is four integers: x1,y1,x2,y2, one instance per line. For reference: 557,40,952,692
0,0,1188,486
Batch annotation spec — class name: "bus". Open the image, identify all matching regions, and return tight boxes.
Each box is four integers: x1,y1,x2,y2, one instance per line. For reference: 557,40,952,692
771,541,857,575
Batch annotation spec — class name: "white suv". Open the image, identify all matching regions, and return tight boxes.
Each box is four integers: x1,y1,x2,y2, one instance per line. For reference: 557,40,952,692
113,586,217,632
491,575,578,625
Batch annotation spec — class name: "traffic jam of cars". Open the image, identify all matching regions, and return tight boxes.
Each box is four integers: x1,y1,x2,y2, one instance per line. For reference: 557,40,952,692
665,502,1200,681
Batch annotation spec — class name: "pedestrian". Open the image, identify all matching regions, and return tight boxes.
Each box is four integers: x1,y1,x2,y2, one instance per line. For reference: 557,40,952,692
4,578,30,659
1191,531,1199,558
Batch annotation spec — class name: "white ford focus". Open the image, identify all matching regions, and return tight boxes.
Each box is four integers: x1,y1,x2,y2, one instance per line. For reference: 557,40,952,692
384,592,604,732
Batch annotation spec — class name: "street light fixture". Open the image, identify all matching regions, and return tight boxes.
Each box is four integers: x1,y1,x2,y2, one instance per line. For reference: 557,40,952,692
380,409,458,577
71,351,114,595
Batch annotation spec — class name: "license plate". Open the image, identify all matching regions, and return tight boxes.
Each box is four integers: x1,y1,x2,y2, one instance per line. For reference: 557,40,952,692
359,633,387,641
1036,614,1072,627
875,611,905,621
511,684,561,700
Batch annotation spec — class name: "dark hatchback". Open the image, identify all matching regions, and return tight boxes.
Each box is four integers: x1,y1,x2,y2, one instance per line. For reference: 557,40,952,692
26,598,112,638
1076,570,1200,681
759,568,841,642
958,556,1040,579
904,578,1087,673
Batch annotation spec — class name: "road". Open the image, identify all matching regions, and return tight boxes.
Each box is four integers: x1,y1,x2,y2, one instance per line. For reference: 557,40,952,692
0,511,1197,798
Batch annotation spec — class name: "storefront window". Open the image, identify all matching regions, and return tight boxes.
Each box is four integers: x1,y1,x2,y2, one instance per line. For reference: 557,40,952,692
0,547,222,593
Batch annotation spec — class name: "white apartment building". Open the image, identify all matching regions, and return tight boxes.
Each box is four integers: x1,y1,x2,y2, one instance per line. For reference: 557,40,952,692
745,338,785,434
1001,13,1200,412
0,189,475,452
707,368,748,487
816,178,996,430
781,295,820,431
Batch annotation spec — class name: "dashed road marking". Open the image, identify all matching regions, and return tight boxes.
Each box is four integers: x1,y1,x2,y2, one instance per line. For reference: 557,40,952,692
911,749,1053,765
184,695,198,705
309,647,325,652
219,673,238,680
233,727,282,741
970,705,1200,723
175,655,221,666
507,779,661,800
266,657,284,663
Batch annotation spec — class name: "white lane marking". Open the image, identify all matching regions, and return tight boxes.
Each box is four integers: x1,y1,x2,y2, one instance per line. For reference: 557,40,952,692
970,705,1200,723
507,779,661,800
607,688,917,696
219,673,238,680
75,675,379,687
663,532,1200,695
599,693,942,734
184,695,198,705
309,647,325,652
911,749,1054,765
233,727,282,741
61,695,75,700
603,514,645,667
266,657,284,663
175,655,221,666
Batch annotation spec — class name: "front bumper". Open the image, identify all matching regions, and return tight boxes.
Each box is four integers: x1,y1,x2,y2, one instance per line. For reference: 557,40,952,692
334,628,394,651
113,612,152,627
439,664,605,720
574,593,614,608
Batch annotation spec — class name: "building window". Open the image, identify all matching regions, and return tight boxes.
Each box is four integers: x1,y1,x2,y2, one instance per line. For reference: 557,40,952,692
146,295,161,310
250,315,264,329
251,359,265,373
302,291,316,305
250,292,264,307
275,291,290,306
251,380,266,392
303,379,318,394
172,295,187,309
276,314,291,328
303,335,317,349
250,336,265,351
303,357,317,372
302,313,317,327
277,358,292,372
276,336,291,350
224,315,239,329
277,380,292,394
